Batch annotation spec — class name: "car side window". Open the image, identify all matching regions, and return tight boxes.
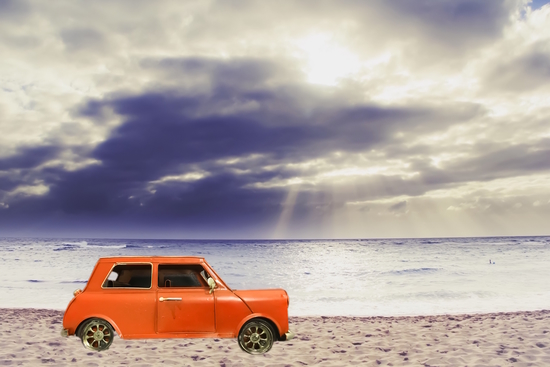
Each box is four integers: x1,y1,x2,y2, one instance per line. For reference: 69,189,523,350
102,264,152,288
158,265,208,288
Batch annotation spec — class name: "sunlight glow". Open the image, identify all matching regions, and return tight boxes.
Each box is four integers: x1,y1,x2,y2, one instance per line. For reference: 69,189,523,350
216,154,264,165
42,158,102,171
10,184,49,197
295,34,360,85
347,195,412,206
154,172,207,182
249,177,306,189
147,171,209,192
430,157,442,168
321,167,386,178
373,79,438,103
249,159,414,188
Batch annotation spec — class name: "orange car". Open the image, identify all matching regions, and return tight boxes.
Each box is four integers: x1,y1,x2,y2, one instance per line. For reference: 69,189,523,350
61,256,294,354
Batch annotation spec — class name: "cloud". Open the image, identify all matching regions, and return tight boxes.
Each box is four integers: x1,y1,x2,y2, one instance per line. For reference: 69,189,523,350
0,146,60,170
1,0,549,237
0,56,485,230
377,0,514,48
485,40,550,91
60,27,107,52
0,176,19,192
417,141,550,186
0,0,30,20
84,56,481,173
389,200,407,213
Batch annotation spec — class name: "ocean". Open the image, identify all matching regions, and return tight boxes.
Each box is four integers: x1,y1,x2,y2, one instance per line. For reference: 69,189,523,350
1,236,549,316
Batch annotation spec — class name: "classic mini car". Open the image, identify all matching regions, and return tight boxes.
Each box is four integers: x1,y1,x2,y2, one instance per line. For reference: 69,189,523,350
61,256,294,354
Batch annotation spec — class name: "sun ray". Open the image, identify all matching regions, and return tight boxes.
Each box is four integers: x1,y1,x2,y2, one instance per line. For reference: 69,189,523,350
272,184,300,238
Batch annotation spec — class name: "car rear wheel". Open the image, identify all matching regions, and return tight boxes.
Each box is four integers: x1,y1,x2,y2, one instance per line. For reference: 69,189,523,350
238,319,274,354
80,318,114,351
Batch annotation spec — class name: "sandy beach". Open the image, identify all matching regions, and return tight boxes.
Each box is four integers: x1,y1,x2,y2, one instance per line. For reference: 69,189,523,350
0,308,549,366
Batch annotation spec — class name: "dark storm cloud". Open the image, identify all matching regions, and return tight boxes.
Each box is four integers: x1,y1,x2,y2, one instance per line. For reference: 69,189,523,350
88,56,475,170
94,94,433,169
142,172,284,219
88,57,482,174
2,163,288,232
0,146,59,170
1,57,483,227
0,176,19,192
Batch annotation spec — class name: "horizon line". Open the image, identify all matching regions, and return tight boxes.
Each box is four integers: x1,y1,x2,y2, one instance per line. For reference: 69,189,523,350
1,234,549,241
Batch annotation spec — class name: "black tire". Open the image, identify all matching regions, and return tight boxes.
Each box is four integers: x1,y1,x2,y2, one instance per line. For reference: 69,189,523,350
238,319,275,354
80,318,114,351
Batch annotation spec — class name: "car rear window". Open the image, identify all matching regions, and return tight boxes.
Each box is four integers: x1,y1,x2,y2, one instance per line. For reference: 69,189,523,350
103,264,152,288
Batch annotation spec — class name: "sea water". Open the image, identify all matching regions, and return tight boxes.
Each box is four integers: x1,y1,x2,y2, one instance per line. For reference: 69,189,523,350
0,236,549,316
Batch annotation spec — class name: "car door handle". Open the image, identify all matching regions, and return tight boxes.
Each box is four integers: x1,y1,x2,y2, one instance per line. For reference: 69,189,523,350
159,297,182,302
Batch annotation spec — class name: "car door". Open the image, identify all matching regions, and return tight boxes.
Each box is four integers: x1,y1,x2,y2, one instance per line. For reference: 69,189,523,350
156,264,215,333
99,262,157,337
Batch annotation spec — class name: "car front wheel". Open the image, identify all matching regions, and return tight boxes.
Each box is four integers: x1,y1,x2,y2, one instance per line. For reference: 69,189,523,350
80,318,114,351
238,319,274,354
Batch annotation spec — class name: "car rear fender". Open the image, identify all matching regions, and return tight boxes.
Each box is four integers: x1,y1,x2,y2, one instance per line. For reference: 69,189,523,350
75,314,123,338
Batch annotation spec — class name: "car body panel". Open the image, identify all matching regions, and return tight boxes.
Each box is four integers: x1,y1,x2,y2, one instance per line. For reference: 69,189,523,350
157,287,215,333
233,289,289,335
62,256,291,342
212,288,254,335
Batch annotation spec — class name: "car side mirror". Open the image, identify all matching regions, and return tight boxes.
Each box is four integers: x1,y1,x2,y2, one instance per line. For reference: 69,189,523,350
208,277,216,294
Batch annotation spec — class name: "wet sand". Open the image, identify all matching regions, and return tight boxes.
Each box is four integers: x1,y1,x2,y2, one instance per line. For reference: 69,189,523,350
1,308,549,366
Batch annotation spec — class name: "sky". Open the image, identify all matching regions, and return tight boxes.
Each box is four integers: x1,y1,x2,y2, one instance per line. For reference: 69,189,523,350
1,0,550,239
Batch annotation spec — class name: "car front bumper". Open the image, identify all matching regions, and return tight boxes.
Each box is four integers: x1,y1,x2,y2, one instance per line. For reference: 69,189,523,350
282,330,295,341
60,328,69,337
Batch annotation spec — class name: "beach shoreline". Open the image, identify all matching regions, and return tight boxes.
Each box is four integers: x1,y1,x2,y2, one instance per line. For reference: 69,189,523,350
1,308,549,366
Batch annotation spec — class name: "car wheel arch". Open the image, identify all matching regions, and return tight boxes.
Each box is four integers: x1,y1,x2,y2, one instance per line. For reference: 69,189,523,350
236,315,281,341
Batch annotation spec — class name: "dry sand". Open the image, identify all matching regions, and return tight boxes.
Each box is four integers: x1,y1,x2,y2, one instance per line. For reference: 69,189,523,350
0,308,549,366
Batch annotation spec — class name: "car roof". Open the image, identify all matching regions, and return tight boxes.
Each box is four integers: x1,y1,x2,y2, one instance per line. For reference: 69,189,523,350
97,256,206,264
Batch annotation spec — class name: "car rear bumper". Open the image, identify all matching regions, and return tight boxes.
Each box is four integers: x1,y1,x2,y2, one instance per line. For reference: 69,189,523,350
60,328,69,337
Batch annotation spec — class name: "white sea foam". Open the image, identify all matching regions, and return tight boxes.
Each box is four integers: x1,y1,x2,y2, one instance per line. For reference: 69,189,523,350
0,236,549,316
